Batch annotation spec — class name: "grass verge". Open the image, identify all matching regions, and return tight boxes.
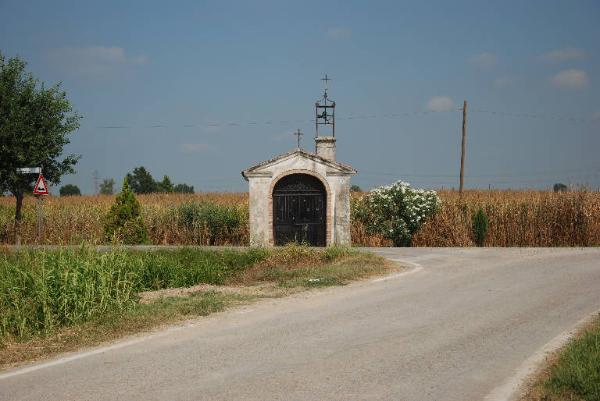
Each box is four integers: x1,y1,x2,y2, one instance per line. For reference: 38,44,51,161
0,291,257,370
521,313,600,401
0,244,396,370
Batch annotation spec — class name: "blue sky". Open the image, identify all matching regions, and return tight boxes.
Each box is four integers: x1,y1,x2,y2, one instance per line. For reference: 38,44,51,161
1,0,599,193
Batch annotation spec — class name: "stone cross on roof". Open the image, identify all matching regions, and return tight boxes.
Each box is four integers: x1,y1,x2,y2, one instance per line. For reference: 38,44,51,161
293,129,303,149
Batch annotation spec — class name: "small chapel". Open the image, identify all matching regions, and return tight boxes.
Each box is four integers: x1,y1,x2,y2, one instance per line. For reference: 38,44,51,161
242,77,357,247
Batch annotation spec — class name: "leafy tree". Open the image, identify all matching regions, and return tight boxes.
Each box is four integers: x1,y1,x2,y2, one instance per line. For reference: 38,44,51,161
0,52,81,243
173,183,194,193
104,177,148,244
157,175,174,193
553,183,568,192
99,178,115,195
124,167,193,194
59,184,81,196
350,184,362,192
125,166,156,194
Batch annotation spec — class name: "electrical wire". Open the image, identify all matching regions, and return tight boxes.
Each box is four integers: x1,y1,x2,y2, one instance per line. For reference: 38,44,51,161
95,108,596,130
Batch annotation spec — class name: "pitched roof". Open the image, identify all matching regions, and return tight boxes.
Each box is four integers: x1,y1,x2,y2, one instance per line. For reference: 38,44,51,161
241,149,356,180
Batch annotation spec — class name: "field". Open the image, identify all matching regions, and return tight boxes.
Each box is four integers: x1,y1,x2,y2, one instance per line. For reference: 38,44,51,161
1,190,599,246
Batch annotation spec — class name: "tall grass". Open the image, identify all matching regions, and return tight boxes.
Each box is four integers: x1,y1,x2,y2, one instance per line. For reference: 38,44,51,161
0,249,138,340
0,247,268,342
532,317,600,401
1,189,599,246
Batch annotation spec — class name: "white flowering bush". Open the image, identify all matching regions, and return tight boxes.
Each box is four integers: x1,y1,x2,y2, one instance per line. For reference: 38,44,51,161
352,181,440,246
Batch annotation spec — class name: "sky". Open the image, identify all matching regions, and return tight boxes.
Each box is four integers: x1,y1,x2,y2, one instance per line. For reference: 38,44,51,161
1,0,599,193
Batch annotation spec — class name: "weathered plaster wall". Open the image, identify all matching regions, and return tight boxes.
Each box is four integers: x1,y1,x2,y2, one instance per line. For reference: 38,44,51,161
315,136,336,161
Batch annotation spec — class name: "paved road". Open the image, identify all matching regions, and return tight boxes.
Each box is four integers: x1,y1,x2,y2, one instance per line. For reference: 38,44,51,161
2,248,599,401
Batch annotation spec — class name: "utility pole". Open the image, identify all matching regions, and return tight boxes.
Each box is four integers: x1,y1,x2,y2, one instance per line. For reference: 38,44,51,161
15,166,46,245
459,100,467,195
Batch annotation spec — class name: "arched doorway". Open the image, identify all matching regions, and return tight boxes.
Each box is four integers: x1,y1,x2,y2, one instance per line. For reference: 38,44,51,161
273,173,326,246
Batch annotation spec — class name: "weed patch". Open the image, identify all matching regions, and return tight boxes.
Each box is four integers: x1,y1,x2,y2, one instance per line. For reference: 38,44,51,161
522,314,600,401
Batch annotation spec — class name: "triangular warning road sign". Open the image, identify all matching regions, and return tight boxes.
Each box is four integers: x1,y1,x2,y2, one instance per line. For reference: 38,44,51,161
33,173,49,195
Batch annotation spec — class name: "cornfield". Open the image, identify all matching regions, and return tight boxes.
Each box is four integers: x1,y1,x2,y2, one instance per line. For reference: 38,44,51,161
410,190,600,247
1,190,599,247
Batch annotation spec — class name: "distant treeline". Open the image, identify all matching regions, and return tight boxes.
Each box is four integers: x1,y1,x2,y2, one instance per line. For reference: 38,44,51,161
125,166,194,194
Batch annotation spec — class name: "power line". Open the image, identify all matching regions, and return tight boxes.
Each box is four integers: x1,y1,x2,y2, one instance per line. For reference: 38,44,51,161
469,109,590,123
360,166,600,179
94,107,596,130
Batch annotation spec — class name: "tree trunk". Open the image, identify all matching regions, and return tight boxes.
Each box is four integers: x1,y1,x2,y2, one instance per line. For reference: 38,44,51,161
14,192,23,245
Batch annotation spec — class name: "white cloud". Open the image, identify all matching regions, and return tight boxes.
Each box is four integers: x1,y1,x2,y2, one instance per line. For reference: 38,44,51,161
47,46,148,78
592,111,600,121
327,27,351,40
494,76,512,88
550,69,590,89
426,96,454,112
180,143,213,154
541,47,585,63
469,52,497,68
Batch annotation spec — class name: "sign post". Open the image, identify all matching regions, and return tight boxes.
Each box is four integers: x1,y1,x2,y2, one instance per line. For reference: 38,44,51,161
32,172,49,243
15,167,46,245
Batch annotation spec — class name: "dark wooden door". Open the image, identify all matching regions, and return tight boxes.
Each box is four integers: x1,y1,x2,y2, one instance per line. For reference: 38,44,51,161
273,174,326,246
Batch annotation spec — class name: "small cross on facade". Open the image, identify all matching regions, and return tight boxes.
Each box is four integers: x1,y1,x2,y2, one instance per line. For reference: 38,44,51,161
321,74,331,89
293,129,303,149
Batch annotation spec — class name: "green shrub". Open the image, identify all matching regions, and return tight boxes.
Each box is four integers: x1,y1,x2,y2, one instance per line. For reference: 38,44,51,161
352,181,440,246
104,178,149,244
133,248,269,288
472,208,489,247
176,201,246,245
553,183,568,192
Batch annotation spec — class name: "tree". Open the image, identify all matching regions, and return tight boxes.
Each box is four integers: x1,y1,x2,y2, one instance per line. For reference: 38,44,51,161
157,175,174,193
99,178,115,195
104,177,148,244
125,166,156,194
59,184,81,196
471,208,489,247
350,184,362,192
174,183,194,193
553,183,568,192
0,52,81,243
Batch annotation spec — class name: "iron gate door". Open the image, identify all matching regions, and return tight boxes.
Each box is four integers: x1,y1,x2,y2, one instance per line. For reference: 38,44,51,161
273,174,326,246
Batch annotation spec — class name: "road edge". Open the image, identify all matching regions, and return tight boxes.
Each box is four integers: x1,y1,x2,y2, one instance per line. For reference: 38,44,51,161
484,309,600,401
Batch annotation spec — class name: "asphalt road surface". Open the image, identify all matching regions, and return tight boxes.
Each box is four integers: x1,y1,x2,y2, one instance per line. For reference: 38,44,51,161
2,248,599,401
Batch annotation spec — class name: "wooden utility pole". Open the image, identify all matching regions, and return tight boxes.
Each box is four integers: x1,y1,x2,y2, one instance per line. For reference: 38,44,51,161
459,100,467,194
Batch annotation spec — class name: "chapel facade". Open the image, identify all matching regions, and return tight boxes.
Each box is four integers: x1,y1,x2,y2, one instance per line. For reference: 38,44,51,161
242,79,356,247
